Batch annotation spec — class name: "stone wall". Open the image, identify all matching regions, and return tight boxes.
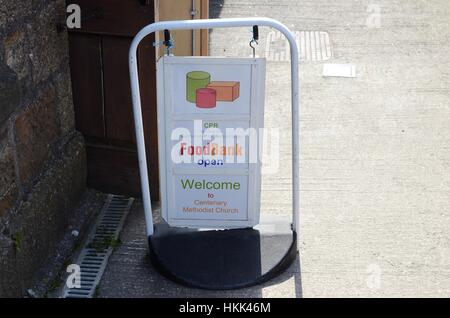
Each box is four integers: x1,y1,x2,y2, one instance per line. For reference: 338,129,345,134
0,0,86,297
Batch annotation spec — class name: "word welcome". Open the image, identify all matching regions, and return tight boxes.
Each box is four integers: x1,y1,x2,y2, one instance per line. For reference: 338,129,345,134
180,179,241,191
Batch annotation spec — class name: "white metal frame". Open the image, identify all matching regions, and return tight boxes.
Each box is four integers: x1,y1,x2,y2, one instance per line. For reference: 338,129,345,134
129,17,299,237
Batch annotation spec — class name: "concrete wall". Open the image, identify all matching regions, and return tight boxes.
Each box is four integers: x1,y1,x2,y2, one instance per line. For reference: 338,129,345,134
0,0,86,297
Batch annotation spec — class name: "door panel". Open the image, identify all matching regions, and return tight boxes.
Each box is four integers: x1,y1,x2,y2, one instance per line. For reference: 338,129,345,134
70,0,154,36
102,36,135,142
67,0,159,199
86,146,141,196
69,34,105,138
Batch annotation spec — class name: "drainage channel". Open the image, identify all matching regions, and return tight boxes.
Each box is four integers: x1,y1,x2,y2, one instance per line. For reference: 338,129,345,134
62,194,134,298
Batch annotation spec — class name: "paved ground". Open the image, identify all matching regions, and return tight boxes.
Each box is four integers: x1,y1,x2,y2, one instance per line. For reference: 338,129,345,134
97,202,301,297
97,0,450,297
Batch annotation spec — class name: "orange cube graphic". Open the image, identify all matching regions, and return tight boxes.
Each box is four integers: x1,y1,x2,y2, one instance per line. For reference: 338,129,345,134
206,81,240,102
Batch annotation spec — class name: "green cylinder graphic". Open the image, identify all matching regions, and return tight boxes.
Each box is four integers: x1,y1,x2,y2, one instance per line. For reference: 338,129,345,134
186,71,211,103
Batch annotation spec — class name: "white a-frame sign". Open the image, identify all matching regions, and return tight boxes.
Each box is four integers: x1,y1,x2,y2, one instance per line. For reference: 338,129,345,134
156,56,266,228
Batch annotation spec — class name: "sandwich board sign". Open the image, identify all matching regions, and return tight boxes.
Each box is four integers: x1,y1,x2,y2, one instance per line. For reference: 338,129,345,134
156,56,266,228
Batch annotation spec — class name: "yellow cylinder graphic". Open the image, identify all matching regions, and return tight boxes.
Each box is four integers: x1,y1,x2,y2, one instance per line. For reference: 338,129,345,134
186,71,211,103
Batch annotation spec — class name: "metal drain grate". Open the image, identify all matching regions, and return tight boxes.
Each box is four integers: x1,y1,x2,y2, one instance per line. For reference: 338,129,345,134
62,194,134,298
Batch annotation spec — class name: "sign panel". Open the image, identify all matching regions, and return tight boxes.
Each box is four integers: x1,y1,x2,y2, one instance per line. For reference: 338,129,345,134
156,56,265,228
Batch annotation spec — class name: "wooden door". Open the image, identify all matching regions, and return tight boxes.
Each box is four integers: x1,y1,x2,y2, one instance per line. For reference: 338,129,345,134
67,0,159,200
154,0,209,58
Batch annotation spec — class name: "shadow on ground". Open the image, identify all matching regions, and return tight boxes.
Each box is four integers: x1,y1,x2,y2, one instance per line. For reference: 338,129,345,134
97,201,302,298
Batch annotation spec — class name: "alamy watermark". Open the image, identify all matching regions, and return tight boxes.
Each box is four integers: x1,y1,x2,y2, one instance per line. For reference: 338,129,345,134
170,120,280,175
66,4,81,30
66,264,81,289
366,263,382,290
366,4,382,29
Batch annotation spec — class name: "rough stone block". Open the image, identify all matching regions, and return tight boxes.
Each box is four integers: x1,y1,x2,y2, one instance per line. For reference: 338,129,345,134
29,0,69,84
0,1,32,29
3,30,30,81
0,185,18,219
15,88,60,186
0,133,86,297
54,68,76,135
0,132,16,197
0,60,22,125
0,233,21,297
0,131,18,218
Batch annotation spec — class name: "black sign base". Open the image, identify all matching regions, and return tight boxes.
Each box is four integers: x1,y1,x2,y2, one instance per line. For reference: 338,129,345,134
148,218,297,290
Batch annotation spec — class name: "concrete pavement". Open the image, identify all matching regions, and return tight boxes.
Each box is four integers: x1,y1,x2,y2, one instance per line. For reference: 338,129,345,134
97,202,302,297
96,0,450,297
